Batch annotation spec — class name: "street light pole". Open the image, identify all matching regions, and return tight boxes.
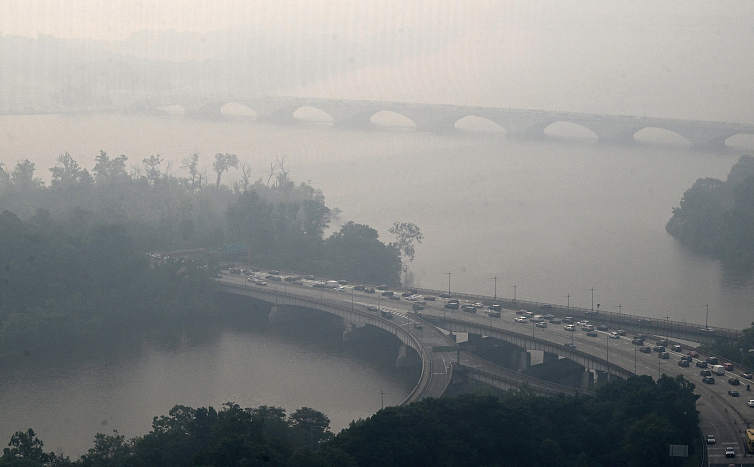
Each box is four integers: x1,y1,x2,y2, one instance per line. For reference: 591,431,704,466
634,348,638,375
445,271,451,295
512,284,517,303
590,287,594,312
493,276,497,300
565,294,570,309
705,303,709,330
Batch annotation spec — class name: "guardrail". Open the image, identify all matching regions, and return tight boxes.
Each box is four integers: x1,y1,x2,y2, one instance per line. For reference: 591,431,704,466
406,286,742,340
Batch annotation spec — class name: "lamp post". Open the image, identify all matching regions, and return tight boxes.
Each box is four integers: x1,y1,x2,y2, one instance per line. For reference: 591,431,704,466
590,287,594,312
512,284,517,303
445,271,451,295
564,294,570,309
634,348,638,375
664,315,669,341
705,303,709,330
492,276,498,300
606,336,610,365
403,265,408,290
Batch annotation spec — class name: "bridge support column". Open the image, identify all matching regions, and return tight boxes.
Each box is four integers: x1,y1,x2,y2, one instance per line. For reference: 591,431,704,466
268,306,282,323
542,352,559,364
342,322,356,343
519,351,531,371
581,370,594,390
395,345,420,369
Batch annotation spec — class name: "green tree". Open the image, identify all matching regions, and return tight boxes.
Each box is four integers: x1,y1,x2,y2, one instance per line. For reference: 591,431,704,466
213,153,239,187
289,407,333,451
388,222,423,262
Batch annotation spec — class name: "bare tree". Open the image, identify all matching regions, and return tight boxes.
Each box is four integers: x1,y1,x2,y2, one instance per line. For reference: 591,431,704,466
239,162,252,191
181,152,200,192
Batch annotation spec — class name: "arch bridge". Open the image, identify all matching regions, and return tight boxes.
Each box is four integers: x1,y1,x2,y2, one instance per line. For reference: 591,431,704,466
135,95,754,148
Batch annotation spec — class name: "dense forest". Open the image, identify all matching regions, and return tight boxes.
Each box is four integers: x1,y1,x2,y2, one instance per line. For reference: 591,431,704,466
666,154,754,268
0,375,700,467
0,151,410,357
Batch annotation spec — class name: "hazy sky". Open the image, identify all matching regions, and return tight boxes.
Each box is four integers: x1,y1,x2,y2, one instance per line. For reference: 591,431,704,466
2,1,753,122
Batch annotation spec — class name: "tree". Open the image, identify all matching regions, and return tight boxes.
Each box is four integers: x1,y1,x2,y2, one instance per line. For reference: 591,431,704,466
180,152,200,193
288,407,332,450
142,154,163,186
213,153,239,187
49,152,91,188
92,151,128,185
10,159,43,190
389,222,423,262
1,429,50,465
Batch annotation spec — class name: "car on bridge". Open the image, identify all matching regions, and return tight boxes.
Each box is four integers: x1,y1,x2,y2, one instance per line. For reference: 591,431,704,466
564,324,576,331
678,360,689,367
535,322,547,328
702,376,715,384
631,338,644,345
687,350,699,358
696,361,708,368
486,310,501,318
565,342,576,349
658,352,669,359
462,304,477,313
367,305,379,311
549,318,562,324
586,331,598,337
608,332,620,339
515,317,528,323
729,377,740,386
726,447,736,458
741,373,753,379
706,434,716,444
729,390,740,397
640,346,652,353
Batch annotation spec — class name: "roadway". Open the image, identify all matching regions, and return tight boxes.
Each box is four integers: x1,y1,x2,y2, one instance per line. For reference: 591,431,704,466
219,271,753,464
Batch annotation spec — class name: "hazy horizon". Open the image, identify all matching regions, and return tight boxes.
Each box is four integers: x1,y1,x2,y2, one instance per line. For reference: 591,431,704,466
1,1,753,123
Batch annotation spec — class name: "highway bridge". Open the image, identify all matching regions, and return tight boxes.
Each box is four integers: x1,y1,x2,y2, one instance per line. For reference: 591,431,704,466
124,95,754,149
215,272,754,464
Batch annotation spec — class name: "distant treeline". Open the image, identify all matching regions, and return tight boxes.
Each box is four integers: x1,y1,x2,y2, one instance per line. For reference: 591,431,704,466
0,151,409,356
666,154,754,268
0,375,700,467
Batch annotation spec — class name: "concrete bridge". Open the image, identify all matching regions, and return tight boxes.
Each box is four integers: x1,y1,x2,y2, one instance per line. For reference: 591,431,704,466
133,94,754,148
215,278,620,400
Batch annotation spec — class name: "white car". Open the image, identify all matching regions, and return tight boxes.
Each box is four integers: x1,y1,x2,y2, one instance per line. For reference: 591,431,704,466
564,324,576,331
608,332,620,339
515,317,528,323
748,400,754,407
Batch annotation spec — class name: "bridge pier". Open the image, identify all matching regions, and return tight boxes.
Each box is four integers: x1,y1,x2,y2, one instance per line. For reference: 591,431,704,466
542,351,559,364
581,370,595,391
396,344,421,369
268,305,283,323
342,322,356,343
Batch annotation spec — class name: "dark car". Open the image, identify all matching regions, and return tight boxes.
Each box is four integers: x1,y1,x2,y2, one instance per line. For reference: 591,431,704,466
640,346,652,353
586,331,598,337
729,377,740,386
653,346,666,353
741,373,753,380
631,338,645,345
489,304,503,311
381,291,394,296
445,302,459,310
658,352,669,359
304,275,316,280
438,293,452,298
702,376,715,384
364,288,375,293
376,285,389,290
696,361,708,368
728,389,740,397
563,317,575,324
462,304,476,313
597,324,609,331
388,295,400,301
656,339,668,346
353,285,366,291
706,356,718,365
538,304,553,309
678,360,689,367
700,369,712,377
687,351,699,358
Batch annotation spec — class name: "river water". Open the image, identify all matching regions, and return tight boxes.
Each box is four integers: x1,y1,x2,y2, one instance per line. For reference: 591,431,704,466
1,112,753,456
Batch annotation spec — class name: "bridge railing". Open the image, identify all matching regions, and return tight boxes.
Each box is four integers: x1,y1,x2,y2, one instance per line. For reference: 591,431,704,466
406,286,742,339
